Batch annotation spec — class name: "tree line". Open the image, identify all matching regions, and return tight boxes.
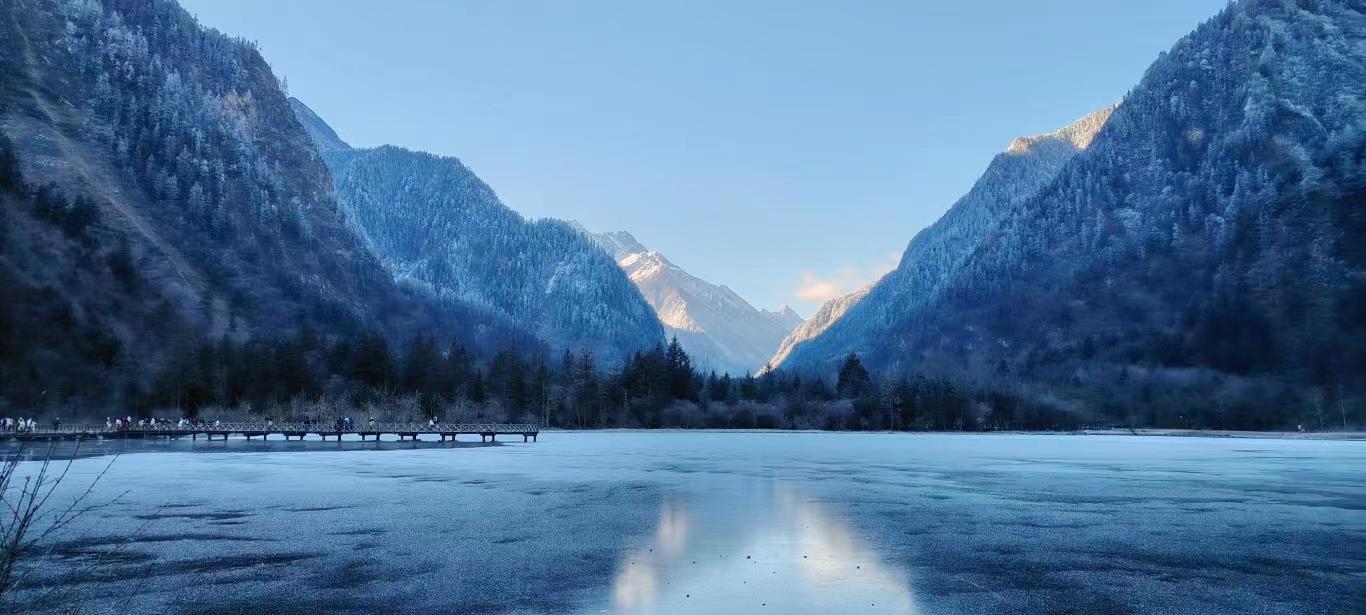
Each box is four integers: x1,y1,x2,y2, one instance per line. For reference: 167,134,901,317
84,322,1084,431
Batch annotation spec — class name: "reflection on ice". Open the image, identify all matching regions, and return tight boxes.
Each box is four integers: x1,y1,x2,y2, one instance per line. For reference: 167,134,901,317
605,484,917,614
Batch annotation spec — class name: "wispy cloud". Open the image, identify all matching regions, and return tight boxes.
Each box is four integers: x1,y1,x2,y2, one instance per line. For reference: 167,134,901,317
794,273,847,302
793,252,899,303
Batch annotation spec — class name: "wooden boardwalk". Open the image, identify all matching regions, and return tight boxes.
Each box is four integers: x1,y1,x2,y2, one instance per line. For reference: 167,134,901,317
0,422,539,443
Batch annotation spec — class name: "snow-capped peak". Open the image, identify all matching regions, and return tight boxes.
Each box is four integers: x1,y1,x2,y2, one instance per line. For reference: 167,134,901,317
568,220,646,260
576,224,805,375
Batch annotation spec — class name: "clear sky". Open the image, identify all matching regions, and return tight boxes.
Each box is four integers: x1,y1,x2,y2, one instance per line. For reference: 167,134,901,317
180,0,1228,315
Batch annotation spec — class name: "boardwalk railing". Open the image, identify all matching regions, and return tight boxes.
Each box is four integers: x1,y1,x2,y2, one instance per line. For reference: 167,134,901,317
0,422,540,443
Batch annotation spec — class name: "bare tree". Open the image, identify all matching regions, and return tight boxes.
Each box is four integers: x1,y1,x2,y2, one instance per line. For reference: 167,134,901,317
0,443,122,604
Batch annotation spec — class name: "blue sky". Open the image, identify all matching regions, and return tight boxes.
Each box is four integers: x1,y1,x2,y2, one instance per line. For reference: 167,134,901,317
180,0,1228,315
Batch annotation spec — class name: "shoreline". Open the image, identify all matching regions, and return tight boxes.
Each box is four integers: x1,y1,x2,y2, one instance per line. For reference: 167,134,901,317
539,427,1366,441
1079,428,1366,440
4,429,1361,458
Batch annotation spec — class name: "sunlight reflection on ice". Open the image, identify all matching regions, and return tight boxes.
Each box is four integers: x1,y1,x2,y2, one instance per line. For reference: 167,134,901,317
604,483,917,614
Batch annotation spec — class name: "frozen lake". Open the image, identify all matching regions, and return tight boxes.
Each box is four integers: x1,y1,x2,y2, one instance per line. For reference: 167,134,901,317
8,432,1365,613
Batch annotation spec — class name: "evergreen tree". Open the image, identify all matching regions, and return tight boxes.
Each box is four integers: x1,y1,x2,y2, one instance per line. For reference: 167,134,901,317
469,370,487,404
444,341,472,398
401,333,440,406
663,336,694,400
836,353,870,399
351,331,393,389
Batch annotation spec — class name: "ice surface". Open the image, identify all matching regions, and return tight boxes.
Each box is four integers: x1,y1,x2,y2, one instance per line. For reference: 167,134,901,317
7,433,1364,613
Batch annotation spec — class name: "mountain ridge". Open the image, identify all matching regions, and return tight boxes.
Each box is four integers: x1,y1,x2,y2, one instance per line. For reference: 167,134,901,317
288,97,351,152
773,104,1117,371
574,223,804,375
310,135,665,362
780,0,1366,426
0,0,524,408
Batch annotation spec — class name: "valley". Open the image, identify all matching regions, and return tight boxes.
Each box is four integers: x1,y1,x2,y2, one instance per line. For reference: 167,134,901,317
0,0,1361,433
2,2,1363,613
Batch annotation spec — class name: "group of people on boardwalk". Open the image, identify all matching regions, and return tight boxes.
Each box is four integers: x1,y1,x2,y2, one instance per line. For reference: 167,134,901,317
295,416,369,432
1,417,43,432
105,417,222,431
303,416,440,432
6,415,453,435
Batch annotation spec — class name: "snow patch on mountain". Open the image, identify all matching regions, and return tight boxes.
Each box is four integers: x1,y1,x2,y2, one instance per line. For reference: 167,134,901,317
575,223,804,375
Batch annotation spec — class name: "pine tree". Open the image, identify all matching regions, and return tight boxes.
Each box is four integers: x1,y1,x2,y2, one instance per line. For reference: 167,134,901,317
352,331,392,389
836,353,870,399
664,336,694,400
444,341,471,398
402,334,439,405
469,370,487,404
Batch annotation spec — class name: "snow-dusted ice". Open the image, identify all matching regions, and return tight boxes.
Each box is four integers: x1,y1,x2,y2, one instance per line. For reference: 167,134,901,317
10,433,1365,613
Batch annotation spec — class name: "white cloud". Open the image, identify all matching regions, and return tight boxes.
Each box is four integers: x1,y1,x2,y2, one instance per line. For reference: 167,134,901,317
795,273,847,302
793,252,899,303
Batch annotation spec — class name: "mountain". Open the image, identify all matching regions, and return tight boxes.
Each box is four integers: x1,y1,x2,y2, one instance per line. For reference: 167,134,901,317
775,105,1116,371
781,0,1366,426
767,286,872,372
287,97,351,152
312,142,664,361
762,305,805,332
0,0,527,410
574,223,804,375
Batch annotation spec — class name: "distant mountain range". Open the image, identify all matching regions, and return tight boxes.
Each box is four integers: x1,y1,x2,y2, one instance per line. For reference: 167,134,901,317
292,91,804,374
574,223,803,375
778,0,1365,424
288,101,664,361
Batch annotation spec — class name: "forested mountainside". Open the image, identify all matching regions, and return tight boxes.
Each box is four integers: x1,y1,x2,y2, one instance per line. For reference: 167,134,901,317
783,0,1366,429
287,97,350,153
768,286,872,373
318,144,664,363
775,106,1115,370
0,0,522,413
575,223,804,376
